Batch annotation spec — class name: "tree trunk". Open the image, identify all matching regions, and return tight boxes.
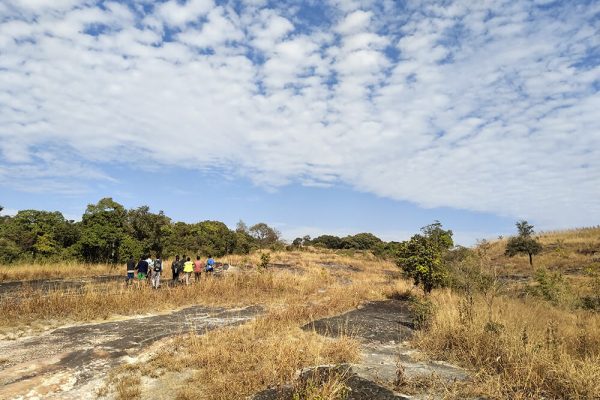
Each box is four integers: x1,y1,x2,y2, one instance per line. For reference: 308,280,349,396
528,252,533,266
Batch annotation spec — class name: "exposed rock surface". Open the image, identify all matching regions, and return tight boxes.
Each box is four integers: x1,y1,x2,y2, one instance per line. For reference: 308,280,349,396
0,305,262,399
253,299,468,400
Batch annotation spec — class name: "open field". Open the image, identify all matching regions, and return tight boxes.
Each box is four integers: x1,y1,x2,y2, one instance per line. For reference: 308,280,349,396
1,229,599,399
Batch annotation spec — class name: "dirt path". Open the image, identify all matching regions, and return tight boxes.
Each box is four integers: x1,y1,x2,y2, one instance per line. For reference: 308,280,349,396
0,305,262,399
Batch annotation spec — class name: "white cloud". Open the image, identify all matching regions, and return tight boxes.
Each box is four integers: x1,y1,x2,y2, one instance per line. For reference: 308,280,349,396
156,0,214,27
0,0,599,229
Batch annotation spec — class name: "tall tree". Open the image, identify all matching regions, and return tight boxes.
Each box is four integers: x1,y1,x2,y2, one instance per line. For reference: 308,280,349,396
505,220,542,266
79,198,127,263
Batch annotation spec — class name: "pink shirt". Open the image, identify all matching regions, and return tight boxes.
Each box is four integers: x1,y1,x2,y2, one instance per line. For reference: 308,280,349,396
193,260,203,272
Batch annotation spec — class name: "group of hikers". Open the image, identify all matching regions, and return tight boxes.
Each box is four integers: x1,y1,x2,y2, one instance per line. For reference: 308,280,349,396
126,254,216,288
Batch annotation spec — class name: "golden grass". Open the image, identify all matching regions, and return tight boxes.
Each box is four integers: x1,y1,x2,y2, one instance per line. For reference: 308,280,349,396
0,251,398,334
101,275,401,400
96,251,409,399
0,261,117,282
484,226,600,277
416,290,600,399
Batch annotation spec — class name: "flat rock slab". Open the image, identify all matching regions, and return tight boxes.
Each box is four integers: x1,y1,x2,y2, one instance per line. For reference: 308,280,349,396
0,305,262,399
302,299,414,343
300,300,468,398
0,275,124,297
252,364,410,400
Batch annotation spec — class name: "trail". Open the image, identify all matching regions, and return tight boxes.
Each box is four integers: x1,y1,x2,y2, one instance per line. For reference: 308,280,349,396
0,305,262,399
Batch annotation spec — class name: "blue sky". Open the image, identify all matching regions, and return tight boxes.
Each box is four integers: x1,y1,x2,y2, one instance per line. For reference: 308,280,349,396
0,0,599,245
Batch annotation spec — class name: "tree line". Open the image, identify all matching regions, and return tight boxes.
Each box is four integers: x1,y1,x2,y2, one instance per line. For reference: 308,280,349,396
0,198,282,264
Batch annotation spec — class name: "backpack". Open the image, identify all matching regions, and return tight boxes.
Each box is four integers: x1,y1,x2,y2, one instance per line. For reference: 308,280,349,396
154,259,162,272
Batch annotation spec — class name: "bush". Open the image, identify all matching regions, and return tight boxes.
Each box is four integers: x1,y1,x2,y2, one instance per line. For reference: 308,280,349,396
409,297,435,330
529,268,572,306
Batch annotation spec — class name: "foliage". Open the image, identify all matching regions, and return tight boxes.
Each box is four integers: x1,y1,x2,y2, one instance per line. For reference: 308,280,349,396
396,221,454,293
527,268,573,306
505,220,542,266
249,223,281,248
259,252,271,270
0,199,282,264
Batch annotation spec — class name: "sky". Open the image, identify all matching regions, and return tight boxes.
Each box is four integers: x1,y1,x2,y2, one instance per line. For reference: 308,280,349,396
0,0,599,245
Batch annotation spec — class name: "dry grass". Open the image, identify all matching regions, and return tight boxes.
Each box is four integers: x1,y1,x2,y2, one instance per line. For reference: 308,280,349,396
0,250,398,334
97,252,408,400
0,260,117,282
416,290,600,399
485,226,600,277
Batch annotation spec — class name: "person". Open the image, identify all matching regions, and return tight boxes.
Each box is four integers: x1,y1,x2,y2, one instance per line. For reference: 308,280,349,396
145,255,155,282
172,255,181,283
183,256,194,285
193,255,202,282
126,257,136,286
205,255,215,274
135,256,149,283
152,256,163,289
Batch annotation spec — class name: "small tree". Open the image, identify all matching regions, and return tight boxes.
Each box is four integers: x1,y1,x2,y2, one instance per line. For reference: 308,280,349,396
505,220,542,266
397,221,453,294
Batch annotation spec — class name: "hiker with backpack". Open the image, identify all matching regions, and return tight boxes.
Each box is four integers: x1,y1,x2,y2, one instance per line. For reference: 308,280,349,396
151,256,163,289
205,255,215,274
193,255,203,282
145,255,155,283
172,255,181,283
183,256,194,285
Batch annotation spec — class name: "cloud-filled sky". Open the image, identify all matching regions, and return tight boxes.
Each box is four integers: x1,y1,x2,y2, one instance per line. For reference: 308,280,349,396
0,0,598,244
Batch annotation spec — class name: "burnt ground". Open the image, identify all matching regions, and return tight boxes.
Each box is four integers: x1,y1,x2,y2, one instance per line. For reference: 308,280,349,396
253,300,468,400
0,305,262,399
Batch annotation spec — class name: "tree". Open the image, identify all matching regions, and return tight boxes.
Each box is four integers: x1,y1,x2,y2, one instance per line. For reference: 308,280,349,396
249,223,280,248
236,220,249,233
79,198,127,263
125,206,171,256
505,220,542,266
292,237,303,247
396,222,454,294
311,235,342,249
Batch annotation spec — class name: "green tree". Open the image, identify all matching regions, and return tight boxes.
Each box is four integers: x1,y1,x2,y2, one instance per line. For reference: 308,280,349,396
341,232,383,250
79,198,127,263
311,234,342,249
396,221,454,294
126,206,171,256
1,210,79,259
505,220,542,266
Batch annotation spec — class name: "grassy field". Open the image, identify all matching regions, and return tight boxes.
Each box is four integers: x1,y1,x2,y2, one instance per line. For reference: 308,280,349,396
415,226,600,399
2,228,600,399
0,250,401,336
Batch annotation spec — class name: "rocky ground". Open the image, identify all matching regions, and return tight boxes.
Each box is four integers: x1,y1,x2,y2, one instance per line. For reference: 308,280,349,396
0,305,262,399
0,271,468,400
253,299,467,400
